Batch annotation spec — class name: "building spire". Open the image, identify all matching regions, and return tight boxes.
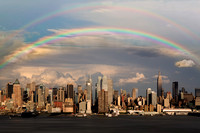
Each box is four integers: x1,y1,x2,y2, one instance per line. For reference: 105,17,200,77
14,79,20,84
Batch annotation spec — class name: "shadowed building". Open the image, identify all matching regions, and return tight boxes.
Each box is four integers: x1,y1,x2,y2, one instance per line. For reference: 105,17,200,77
172,82,179,102
6,82,13,98
195,88,200,97
66,84,74,100
146,88,152,105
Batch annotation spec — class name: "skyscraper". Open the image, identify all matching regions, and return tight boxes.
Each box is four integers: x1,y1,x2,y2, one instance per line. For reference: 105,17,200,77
6,82,13,98
102,76,108,91
132,88,138,100
37,84,45,108
57,87,65,102
172,81,178,102
97,76,102,98
98,89,108,113
149,91,157,106
107,78,113,105
66,84,74,99
86,77,92,102
13,79,22,107
86,77,92,114
146,88,152,105
157,71,162,97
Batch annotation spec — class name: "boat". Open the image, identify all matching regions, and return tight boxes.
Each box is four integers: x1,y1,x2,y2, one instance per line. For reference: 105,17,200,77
75,113,87,117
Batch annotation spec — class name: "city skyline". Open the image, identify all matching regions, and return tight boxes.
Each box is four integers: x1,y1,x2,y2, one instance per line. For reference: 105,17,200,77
0,0,200,96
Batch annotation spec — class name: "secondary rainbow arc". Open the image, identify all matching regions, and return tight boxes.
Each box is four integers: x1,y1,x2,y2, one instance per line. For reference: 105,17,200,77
1,3,199,49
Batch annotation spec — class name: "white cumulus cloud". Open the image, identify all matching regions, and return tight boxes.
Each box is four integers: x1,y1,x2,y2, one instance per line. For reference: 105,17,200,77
119,72,145,84
175,59,195,68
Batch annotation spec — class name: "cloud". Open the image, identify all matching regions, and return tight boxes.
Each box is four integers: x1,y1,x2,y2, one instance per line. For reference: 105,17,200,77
175,59,195,68
153,74,170,84
119,72,145,84
18,69,77,88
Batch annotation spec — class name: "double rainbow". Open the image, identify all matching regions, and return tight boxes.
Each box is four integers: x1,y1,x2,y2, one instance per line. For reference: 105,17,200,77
0,27,197,69
1,4,199,48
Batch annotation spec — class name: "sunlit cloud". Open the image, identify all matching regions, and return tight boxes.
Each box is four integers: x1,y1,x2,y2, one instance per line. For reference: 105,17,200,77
119,73,145,84
175,59,195,68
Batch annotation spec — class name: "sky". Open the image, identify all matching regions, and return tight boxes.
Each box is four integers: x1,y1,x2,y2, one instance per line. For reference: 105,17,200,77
0,0,200,96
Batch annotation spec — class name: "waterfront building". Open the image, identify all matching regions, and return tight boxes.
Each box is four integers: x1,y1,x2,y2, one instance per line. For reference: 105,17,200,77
13,79,22,107
79,101,87,113
164,98,170,108
157,104,162,113
118,95,121,106
157,71,162,97
144,105,148,112
149,104,154,112
63,98,74,113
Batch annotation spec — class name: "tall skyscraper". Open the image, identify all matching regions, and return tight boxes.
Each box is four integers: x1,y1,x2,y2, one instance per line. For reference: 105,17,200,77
132,88,138,100
98,89,108,113
86,77,92,102
97,76,102,98
57,87,65,102
107,78,113,105
172,81,178,102
86,77,92,114
149,91,157,106
37,84,45,108
102,76,108,91
66,84,74,99
13,79,22,107
146,88,152,105
157,71,162,97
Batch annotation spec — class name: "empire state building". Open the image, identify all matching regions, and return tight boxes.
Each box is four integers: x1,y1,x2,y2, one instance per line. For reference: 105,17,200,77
157,71,162,97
